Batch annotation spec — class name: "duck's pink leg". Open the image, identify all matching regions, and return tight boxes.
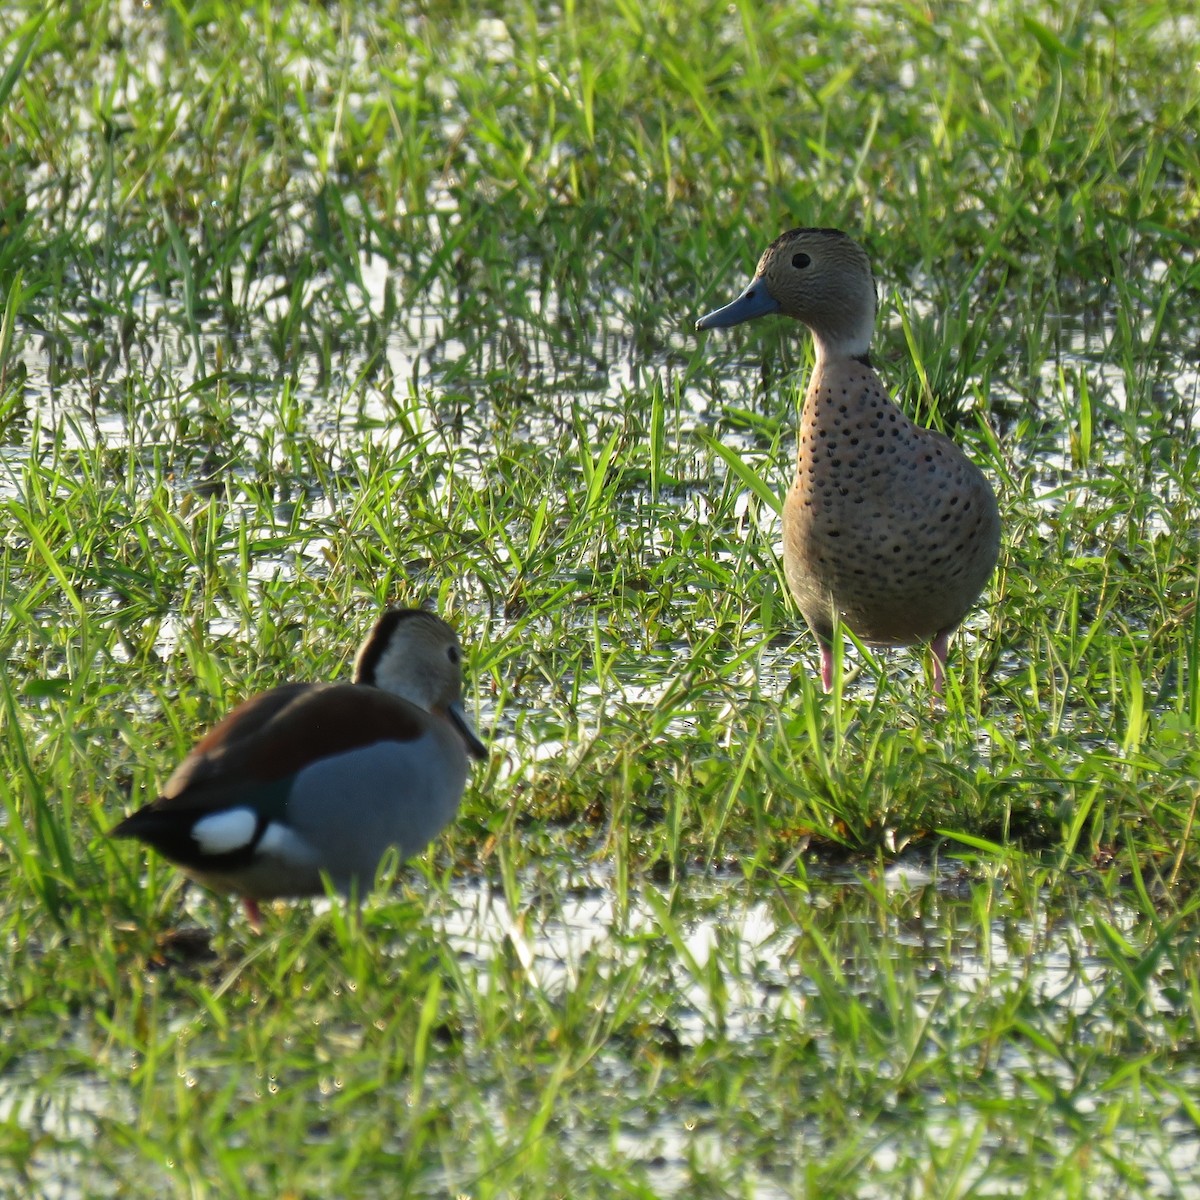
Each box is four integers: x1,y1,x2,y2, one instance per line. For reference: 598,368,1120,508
243,897,264,932
820,644,834,693
930,631,950,695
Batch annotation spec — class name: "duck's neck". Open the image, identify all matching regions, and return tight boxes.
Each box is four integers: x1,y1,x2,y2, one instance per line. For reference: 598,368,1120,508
810,322,874,367
803,332,879,432
806,304,873,364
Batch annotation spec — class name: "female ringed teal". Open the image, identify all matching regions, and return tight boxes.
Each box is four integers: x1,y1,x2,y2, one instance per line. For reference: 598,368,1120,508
112,608,487,926
697,228,1000,691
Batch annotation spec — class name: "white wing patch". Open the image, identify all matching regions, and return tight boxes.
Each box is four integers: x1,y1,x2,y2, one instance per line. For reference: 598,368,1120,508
258,820,322,868
192,808,257,855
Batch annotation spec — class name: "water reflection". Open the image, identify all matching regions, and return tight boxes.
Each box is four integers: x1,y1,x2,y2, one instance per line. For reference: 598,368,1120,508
0,863,1196,1196
432,862,1199,1195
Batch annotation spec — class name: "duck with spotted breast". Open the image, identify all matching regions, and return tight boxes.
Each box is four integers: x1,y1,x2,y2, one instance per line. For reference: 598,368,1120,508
697,228,1000,691
112,608,487,927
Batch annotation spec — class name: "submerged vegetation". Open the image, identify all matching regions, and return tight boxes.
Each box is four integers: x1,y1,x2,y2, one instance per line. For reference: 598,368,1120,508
1,0,1200,1195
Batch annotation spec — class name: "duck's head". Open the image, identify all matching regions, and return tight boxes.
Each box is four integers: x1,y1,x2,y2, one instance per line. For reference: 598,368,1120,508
696,228,877,359
355,608,487,760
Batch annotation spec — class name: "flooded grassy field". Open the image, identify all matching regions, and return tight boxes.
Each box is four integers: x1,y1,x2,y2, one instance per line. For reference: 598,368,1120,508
2,0,1200,1195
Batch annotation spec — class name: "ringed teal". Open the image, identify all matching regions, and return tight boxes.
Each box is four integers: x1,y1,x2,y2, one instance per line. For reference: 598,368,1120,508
697,228,1000,691
112,608,487,926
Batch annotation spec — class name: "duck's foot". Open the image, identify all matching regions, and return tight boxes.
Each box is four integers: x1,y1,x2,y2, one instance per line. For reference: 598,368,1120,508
820,645,834,693
930,631,950,695
243,897,264,932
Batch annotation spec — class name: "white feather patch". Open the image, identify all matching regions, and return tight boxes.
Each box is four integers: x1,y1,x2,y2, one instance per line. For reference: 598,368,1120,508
257,821,321,867
191,808,258,855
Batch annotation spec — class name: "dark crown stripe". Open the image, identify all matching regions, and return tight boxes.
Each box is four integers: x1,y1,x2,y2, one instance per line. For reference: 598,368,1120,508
353,608,427,686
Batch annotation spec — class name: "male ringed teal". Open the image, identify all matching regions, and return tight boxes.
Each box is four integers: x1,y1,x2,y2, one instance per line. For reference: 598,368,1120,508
697,228,1000,690
112,608,487,926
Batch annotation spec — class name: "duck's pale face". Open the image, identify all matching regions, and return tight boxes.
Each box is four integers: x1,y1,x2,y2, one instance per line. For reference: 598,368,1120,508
355,610,486,759
757,231,875,328
698,228,877,359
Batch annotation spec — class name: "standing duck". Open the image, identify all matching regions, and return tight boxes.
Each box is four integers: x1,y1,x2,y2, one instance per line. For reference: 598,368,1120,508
697,228,1000,691
113,608,487,926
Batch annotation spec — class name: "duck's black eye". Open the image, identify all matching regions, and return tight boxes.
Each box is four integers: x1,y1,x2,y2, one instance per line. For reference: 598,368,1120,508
792,253,811,269
447,645,461,665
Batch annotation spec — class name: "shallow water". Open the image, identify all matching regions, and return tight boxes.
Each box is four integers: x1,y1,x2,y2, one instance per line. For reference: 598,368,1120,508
3,863,1196,1198
428,864,1200,1197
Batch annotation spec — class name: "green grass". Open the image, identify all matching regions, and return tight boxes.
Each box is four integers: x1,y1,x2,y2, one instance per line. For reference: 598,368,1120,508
3,0,1200,1194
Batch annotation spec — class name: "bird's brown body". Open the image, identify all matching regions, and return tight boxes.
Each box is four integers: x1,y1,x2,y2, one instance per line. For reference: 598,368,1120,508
698,229,1000,689
784,356,998,650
